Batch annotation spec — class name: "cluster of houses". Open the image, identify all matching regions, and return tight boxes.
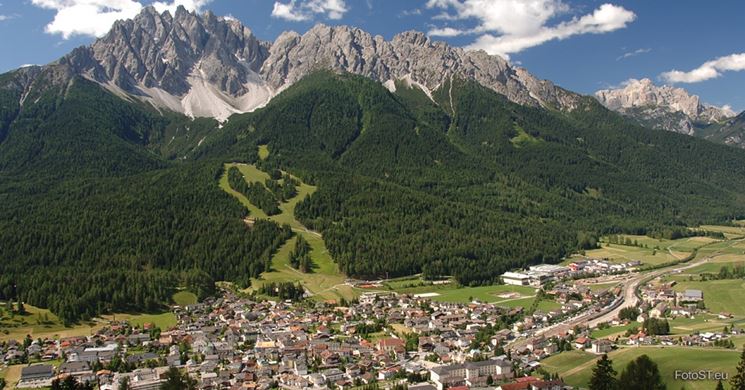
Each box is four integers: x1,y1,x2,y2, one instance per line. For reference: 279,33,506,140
638,280,707,322
2,290,581,390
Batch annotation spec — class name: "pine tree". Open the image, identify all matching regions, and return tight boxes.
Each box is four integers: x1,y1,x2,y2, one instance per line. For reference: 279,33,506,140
160,367,197,390
619,354,665,390
731,345,745,390
589,354,617,390
716,379,725,390
119,376,132,390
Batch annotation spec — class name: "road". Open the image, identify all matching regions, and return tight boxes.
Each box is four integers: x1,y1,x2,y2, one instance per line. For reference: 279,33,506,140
508,250,721,350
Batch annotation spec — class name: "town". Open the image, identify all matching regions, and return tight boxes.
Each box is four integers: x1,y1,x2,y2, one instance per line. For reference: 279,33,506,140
3,242,745,390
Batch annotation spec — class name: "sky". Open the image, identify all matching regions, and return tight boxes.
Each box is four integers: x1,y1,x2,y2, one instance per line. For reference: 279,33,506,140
0,0,743,112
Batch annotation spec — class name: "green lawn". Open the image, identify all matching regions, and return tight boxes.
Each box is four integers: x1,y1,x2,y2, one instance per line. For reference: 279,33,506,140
673,279,745,315
591,322,640,339
172,291,198,306
554,346,741,390
220,163,354,302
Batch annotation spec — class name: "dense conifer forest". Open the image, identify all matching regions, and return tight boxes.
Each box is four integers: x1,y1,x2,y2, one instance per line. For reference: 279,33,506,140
2,71,745,321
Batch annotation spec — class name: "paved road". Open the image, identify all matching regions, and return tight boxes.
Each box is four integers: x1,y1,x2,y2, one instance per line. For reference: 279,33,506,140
508,250,723,350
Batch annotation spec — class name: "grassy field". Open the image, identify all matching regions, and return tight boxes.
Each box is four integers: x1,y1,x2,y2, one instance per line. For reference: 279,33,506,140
0,364,22,390
573,234,722,266
585,281,621,292
550,346,741,390
540,350,599,376
571,243,682,266
220,163,354,302
258,144,270,160
667,315,733,335
104,312,177,330
673,279,745,315
684,254,745,274
0,302,177,342
172,291,198,306
0,303,99,342
591,321,640,339
383,280,562,310
700,224,745,239
391,282,536,303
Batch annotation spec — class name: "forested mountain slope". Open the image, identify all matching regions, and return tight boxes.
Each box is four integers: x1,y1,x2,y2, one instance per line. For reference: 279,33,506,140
197,72,745,283
0,75,290,323
3,68,745,322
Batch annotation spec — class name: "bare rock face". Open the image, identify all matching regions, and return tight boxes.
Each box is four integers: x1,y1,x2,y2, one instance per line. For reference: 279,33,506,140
595,78,734,135
261,25,581,110
15,6,582,120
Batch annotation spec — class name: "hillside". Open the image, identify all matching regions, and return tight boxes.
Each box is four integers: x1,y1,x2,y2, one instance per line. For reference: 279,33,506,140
198,72,745,284
2,10,745,322
0,76,291,323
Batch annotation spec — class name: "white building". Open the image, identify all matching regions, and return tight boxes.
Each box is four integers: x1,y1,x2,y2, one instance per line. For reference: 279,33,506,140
502,272,531,286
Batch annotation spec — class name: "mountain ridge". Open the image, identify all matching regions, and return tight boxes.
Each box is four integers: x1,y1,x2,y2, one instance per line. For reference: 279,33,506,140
595,78,737,138
6,5,582,121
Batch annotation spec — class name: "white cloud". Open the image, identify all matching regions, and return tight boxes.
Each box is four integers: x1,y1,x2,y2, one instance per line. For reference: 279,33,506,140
271,0,348,22
660,52,745,83
616,47,650,61
427,27,464,37
426,0,635,59
30,0,211,39
0,15,9,21
151,0,211,15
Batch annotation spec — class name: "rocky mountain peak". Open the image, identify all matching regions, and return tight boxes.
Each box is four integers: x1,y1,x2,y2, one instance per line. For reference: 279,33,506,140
594,78,735,136
24,6,581,121
595,78,733,122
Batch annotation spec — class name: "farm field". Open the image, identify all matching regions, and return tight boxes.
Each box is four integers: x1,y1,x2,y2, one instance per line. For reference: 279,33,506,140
220,162,354,302
697,238,745,255
699,224,745,239
574,234,725,267
552,346,741,390
667,314,734,335
571,243,682,266
683,254,745,274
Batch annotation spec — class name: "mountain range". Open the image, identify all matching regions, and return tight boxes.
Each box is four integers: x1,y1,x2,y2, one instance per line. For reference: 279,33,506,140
595,78,745,148
3,6,745,322
11,5,581,123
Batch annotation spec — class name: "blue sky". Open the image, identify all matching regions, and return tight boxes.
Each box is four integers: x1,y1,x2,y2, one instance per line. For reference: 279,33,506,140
1,0,743,111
